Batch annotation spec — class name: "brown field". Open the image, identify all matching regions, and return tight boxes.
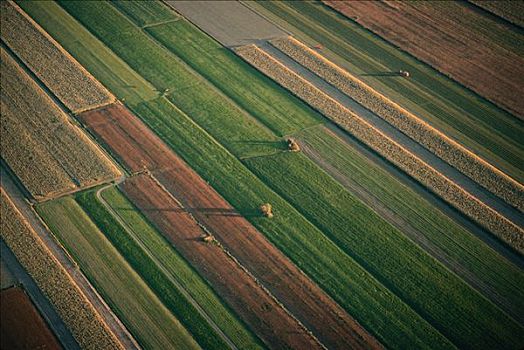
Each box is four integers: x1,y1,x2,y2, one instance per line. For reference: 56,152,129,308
0,189,123,350
234,44,524,253
0,1,114,113
270,37,524,211
1,287,62,350
79,103,383,350
0,48,120,200
121,174,321,350
323,0,524,119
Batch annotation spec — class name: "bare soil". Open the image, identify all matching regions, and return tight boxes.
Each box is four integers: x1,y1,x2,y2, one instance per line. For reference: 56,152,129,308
1,287,62,350
79,103,383,350
323,0,524,119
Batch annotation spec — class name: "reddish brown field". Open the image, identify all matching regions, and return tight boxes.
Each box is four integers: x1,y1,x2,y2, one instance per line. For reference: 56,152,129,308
121,174,320,350
323,0,524,119
1,287,62,350
79,103,383,350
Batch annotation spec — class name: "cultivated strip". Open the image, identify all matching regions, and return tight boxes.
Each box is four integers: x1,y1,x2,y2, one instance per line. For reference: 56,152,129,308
234,44,524,253
0,190,123,350
270,37,524,211
0,1,114,113
0,48,120,200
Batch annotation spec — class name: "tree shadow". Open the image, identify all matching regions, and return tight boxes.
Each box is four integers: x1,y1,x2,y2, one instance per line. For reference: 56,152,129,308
231,140,289,152
115,206,262,217
360,71,401,77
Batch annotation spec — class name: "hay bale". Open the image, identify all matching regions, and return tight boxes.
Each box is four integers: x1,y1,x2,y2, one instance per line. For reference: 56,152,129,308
287,138,301,152
260,203,273,218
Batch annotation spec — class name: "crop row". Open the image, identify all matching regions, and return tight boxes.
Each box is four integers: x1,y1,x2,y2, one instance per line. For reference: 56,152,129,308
270,37,524,211
235,44,523,253
0,190,122,350
1,48,120,199
27,2,520,348
0,1,114,113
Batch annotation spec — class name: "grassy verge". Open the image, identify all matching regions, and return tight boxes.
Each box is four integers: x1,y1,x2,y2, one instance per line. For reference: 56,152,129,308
250,1,524,183
36,196,200,350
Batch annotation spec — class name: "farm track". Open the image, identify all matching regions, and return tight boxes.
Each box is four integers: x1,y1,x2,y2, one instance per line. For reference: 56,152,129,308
0,166,140,350
79,103,384,350
258,42,524,228
94,183,239,350
121,174,323,350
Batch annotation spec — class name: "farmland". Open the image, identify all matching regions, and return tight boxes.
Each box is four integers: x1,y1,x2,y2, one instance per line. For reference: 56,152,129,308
0,47,120,200
0,287,61,350
235,44,523,253
121,174,323,350
323,0,524,118
3,1,523,350
79,103,381,350
36,195,201,350
249,1,524,185
0,190,121,349
99,186,265,350
0,1,114,113
270,36,523,211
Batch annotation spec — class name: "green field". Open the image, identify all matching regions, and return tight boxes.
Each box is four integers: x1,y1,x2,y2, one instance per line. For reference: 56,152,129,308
296,125,524,322
36,197,200,350
96,186,264,350
249,1,524,183
145,20,323,136
23,1,524,349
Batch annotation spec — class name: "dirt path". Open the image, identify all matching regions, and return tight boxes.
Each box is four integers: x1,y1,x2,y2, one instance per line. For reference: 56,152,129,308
0,166,141,350
259,43,524,230
79,103,384,350
95,183,239,350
